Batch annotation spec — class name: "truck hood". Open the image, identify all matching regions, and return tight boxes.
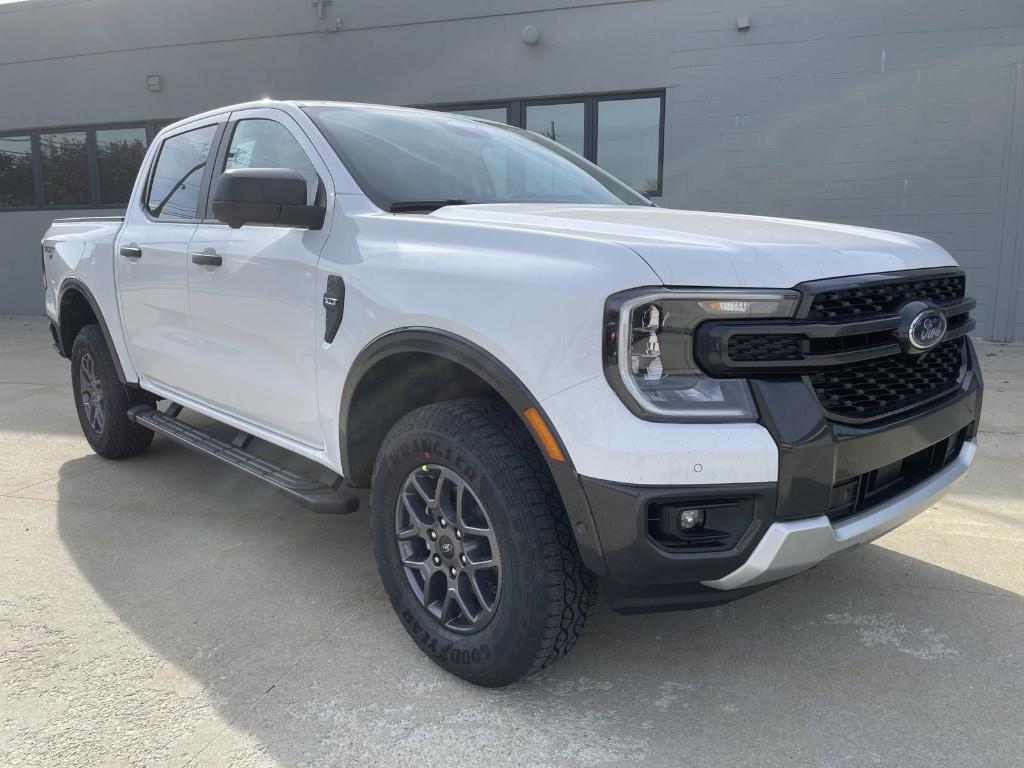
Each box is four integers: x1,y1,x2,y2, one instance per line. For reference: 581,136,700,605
432,204,956,287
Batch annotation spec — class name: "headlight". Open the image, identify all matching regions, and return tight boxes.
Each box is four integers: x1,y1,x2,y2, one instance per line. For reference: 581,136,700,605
604,289,800,420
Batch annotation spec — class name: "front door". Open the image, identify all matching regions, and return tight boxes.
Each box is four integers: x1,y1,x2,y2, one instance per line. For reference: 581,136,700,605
183,110,330,446
116,120,223,390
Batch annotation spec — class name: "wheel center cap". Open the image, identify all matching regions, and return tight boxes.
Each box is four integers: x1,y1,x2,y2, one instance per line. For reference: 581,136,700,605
438,536,456,560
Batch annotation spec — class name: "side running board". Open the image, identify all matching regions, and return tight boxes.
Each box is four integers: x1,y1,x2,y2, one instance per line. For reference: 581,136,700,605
128,404,359,514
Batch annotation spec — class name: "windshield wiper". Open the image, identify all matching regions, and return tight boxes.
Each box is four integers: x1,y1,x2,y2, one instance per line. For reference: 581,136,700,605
388,199,468,214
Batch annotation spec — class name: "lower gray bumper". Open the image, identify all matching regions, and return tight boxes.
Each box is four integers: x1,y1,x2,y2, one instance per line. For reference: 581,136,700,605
702,440,977,591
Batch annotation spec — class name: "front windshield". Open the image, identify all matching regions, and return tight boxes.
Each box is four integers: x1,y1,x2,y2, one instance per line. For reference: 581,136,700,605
305,105,652,211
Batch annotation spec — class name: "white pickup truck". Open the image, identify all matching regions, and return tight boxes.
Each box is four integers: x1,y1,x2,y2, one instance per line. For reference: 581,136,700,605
43,100,981,686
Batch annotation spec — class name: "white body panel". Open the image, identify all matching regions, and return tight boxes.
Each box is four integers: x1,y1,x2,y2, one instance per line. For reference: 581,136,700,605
309,195,661,472
115,219,198,386
540,375,779,485
184,221,325,446
42,100,965,488
181,108,336,447
432,205,958,288
42,217,140,383
113,111,227,396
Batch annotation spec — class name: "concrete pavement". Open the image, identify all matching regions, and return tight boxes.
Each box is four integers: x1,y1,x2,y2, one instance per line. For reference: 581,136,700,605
1,314,1022,767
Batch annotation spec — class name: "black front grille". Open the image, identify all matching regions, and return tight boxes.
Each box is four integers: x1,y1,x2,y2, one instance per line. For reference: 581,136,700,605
729,334,803,361
811,338,963,420
809,274,965,321
694,270,976,423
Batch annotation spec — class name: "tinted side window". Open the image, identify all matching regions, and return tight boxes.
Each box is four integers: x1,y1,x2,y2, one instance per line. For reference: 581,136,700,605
146,124,218,219
224,119,318,204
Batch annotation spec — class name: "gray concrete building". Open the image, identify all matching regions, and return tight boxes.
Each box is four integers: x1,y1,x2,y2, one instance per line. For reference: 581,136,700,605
2,0,1023,339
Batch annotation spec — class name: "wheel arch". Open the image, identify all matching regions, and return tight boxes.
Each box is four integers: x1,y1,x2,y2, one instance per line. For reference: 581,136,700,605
339,328,608,576
56,277,127,383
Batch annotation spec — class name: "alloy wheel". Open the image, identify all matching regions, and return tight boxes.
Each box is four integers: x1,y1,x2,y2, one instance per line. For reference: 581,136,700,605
78,351,105,434
395,465,502,633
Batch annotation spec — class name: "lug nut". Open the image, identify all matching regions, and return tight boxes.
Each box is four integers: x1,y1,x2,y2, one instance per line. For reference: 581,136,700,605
428,530,437,540
432,555,442,566
459,554,468,566
449,567,457,578
439,518,447,528
454,529,462,540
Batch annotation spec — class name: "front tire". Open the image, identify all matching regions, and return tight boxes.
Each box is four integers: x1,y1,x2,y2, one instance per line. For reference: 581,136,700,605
71,324,155,459
370,397,595,687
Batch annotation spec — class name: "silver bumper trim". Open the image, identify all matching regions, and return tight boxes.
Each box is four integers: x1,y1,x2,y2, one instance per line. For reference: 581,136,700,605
702,440,977,591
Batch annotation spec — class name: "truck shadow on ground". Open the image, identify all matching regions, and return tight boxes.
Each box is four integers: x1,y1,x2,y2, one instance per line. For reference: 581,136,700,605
52,440,1022,767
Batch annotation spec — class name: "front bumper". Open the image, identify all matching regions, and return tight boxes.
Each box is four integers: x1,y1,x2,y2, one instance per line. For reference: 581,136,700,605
574,339,982,614
701,439,975,590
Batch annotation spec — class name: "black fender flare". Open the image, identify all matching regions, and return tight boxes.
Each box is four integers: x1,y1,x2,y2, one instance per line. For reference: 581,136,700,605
57,277,128,383
339,327,608,577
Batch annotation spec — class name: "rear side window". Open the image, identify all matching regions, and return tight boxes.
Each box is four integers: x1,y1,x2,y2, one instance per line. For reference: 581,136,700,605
224,119,319,204
146,124,218,219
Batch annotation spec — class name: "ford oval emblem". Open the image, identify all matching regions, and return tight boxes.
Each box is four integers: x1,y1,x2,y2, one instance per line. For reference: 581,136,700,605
908,309,947,351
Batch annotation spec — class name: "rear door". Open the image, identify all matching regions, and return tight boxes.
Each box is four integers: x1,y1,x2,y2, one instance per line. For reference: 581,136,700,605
182,108,331,446
115,119,224,389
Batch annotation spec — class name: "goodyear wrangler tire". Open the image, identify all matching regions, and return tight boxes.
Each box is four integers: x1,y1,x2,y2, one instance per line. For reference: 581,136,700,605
370,397,596,687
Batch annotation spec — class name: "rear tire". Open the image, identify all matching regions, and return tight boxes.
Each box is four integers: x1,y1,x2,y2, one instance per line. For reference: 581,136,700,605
370,397,595,687
71,324,155,459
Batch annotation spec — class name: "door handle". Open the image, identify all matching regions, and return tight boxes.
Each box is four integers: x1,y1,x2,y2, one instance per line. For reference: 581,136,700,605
191,252,223,268
120,246,142,259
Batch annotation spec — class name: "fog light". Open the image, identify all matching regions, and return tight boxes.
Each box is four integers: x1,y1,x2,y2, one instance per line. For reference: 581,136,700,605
678,508,705,532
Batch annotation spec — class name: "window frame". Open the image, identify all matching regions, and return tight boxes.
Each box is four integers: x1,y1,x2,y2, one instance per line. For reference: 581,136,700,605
141,121,225,224
0,120,161,212
428,89,665,197
593,91,666,198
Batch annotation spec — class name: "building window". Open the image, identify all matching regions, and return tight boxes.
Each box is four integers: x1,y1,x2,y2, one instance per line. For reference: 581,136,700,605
447,106,510,124
597,96,662,196
433,90,665,196
96,127,148,205
525,101,586,157
0,121,158,211
0,135,35,208
40,131,89,206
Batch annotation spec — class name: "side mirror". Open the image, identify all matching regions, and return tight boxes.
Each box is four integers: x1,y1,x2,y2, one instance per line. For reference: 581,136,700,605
212,168,325,230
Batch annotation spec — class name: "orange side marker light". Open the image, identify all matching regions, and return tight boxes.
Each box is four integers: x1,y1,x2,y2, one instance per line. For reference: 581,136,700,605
523,406,566,463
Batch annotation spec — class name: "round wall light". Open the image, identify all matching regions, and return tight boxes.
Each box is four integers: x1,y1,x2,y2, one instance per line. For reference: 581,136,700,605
521,24,541,46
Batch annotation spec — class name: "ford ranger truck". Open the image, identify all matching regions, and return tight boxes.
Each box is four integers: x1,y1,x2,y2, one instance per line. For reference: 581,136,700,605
42,101,981,687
